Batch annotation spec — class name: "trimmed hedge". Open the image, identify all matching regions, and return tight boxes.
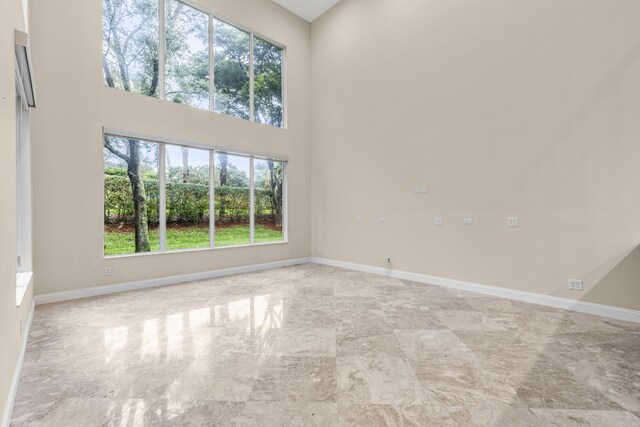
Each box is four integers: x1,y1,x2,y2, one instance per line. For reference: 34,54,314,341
105,174,276,225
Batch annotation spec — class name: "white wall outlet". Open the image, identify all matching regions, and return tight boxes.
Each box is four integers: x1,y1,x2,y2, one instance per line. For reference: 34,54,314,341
434,217,444,225
507,217,519,227
568,279,583,291
355,216,363,223
464,218,473,225
411,187,420,193
377,217,386,223
105,267,112,276
420,187,429,193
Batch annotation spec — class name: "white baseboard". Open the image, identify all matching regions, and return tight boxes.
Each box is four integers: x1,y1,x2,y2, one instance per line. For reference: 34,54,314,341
35,258,312,306
33,255,640,324
2,300,35,427
311,257,640,324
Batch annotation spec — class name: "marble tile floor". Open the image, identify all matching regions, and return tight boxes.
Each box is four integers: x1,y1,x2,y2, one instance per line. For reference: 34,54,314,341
10,264,640,426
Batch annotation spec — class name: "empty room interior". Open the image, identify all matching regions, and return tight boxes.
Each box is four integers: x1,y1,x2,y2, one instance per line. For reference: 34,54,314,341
2,0,640,425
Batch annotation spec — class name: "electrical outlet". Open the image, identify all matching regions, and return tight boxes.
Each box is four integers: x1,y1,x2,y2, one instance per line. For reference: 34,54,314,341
568,279,583,291
411,187,420,193
378,217,386,223
507,217,519,227
105,267,112,276
355,216,363,223
464,218,473,225
434,217,444,225
420,187,429,193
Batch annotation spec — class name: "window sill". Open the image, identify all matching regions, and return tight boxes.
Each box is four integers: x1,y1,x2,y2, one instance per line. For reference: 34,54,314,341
16,271,33,307
103,240,288,260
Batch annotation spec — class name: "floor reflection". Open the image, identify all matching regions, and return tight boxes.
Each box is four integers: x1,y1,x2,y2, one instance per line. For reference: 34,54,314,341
102,292,286,363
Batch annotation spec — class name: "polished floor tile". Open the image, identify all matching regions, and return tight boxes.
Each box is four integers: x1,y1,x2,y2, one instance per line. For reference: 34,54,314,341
10,264,640,426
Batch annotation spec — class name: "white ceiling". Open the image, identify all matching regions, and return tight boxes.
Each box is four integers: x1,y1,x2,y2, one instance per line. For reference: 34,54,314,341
272,0,342,22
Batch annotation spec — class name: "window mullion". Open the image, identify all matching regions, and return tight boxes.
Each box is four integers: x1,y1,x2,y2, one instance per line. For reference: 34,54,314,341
209,150,215,248
249,32,255,122
158,0,166,100
209,15,215,112
159,144,167,251
249,156,255,244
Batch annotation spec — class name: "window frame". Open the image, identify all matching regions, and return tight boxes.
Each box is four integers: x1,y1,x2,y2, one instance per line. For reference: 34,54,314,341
102,128,289,258
15,55,34,307
15,60,32,274
108,0,287,128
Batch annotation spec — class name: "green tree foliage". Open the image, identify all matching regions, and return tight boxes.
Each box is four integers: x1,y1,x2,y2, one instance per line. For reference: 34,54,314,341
214,20,250,119
254,38,283,127
254,160,284,226
165,0,210,109
103,0,159,96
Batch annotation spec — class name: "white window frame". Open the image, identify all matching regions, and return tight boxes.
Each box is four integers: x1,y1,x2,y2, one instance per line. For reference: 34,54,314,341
102,128,289,258
15,57,33,301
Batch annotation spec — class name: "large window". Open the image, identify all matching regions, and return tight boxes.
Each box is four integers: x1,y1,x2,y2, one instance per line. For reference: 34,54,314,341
102,0,285,128
104,132,287,256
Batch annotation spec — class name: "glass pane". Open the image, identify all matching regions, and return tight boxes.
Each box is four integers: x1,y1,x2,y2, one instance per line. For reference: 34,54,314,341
165,0,210,110
214,20,250,119
104,136,160,255
165,145,210,250
102,0,160,97
214,153,250,246
254,37,283,127
254,159,284,243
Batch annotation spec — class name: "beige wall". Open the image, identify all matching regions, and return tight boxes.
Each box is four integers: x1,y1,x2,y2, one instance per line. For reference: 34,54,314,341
0,0,35,422
311,0,640,310
30,0,311,295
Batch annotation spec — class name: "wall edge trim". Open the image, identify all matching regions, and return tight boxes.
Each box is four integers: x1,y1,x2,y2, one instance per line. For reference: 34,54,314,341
2,300,35,427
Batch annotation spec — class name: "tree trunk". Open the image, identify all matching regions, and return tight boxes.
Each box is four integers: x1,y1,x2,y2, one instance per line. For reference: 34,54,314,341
268,161,282,226
219,154,228,218
181,147,190,183
219,154,228,186
127,139,151,252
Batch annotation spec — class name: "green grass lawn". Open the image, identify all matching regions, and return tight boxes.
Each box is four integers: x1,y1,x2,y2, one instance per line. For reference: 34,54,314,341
104,224,283,256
